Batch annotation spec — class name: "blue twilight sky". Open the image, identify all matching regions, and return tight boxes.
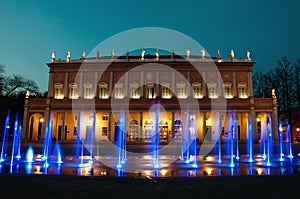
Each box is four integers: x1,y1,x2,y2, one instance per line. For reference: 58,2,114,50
0,0,300,92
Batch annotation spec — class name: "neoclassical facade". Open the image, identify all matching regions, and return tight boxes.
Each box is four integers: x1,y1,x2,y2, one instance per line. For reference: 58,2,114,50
22,50,278,143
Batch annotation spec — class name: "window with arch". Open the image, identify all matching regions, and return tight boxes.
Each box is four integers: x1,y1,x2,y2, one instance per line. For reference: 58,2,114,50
54,83,64,99
161,82,171,99
84,82,93,99
130,82,140,99
176,82,186,99
69,83,78,99
99,82,108,99
238,82,247,98
223,82,232,99
146,83,155,99
207,82,217,99
114,82,124,99
128,120,139,142
192,82,202,99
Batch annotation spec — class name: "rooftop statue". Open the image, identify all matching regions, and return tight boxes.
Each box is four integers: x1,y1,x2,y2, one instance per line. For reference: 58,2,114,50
230,50,235,60
67,51,71,60
217,49,220,59
201,49,205,58
141,49,145,59
111,49,114,58
186,49,190,58
156,49,159,59
247,50,251,60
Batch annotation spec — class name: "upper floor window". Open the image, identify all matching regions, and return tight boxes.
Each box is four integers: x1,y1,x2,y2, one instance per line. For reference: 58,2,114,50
192,82,202,99
238,82,247,98
176,82,186,99
99,83,108,99
223,82,232,99
161,83,171,99
130,82,140,99
114,82,124,99
207,82,217,99
146,83,155,99
84,82,93,99
54,83,64,99
69,83,78,99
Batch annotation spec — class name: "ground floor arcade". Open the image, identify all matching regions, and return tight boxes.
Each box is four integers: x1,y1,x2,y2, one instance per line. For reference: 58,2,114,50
24,111,275,143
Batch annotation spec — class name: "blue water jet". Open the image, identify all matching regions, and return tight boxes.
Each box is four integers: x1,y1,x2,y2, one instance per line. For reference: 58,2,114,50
25,145,34,163
0,110,10,162
53,141,63,164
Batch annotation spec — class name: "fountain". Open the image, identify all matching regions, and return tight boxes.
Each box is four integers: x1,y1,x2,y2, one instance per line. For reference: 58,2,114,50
0,110,10,162
0,108,300,178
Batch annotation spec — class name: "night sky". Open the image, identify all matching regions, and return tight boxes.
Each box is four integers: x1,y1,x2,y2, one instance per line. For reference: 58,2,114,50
0,0,300,92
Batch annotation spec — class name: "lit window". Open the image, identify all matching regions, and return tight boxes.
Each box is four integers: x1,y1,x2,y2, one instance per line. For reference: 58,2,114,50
99,83,108,99
130,82,140,99
84,82,93,99
176,82,186,99
54,83,64,99
69,83,78,99
207,82,217,99
146,83,155,99
238,83,247,98
192,82,202,99
223,82,232,99
114,83,124,99
161,83,171,99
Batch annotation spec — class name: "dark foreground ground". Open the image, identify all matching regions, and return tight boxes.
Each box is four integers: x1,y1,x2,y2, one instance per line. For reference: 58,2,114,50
0,174,300,199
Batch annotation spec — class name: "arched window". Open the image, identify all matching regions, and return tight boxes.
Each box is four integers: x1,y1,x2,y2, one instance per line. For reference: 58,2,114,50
192,82,202,99
83,82,93,99
130,82,140,99
54,83,64,99
176,82,187,99
223,82,233,99
128,120,139,142
69,83,78,99
238,82,247,98
114,82,124,99
207,82,217,99
161,82,171,99
99,82,108,99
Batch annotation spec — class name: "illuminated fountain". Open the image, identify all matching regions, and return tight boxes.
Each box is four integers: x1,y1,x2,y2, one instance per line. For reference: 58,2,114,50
0,110,10,162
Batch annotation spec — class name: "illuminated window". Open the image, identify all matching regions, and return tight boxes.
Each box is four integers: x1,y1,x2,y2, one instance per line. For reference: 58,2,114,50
207,82,217,99
146,83,155,99
114,82,124,99
69,83,78,99
84,82,93,99
238,82,247,98
192,82,202,99
223,82,232,99
176,82,186,99
130,82,140,99
161,83,171,99
54,83,64,99
99,83,108,99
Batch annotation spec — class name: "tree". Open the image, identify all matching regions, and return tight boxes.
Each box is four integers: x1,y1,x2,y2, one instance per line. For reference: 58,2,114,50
253,71,271,98
2,74,39,97
0,64,5,94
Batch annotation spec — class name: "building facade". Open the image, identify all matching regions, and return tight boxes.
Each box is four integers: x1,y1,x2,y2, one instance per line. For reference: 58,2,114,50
22,50,278,144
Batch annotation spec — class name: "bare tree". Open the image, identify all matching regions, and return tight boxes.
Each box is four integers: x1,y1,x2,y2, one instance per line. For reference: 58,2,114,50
0,64,5,95
2,74,39,97
253,71,271,98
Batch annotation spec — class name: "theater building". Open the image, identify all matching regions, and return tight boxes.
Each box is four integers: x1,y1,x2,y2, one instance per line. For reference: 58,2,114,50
22,50,278,143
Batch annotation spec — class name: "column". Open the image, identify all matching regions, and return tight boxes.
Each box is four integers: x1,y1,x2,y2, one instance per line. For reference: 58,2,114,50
94,72,98,97
250,98,256,141
61,112,66,141
202,71,206,97
187,71,191,97
22,98,29,141
79,72,83,98
140,71,144,97
217,72,222,98
125,72,128,98
272,98,279,141
108,112,111,141
171,71,175,97
248,70,253,97
202,112,207,142
233,72,237,97
139,112,143,141
156,71,160,97
171,112,175,141
47,72,54,98
64,72,69,97
109,72,113,98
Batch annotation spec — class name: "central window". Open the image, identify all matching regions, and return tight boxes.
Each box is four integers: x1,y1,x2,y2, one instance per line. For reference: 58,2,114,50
223,82,232,99
54,83,64,99
146,83,155,99
84,82,93,99
99,83,108,99
130,82,140,99
192,82,202,99
238,82,247,98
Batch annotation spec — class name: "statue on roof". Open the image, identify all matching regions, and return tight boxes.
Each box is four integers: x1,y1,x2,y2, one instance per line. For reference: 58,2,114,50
51,51,56,63
246,50,251,61
156,49,159,60
111,49,115,58
141,49,145,59
126,50,129,59
230,50,235,60
25,89,30,98
96,50,100,59
171,49,174,58
186,49,190,59
217,49,220,59
81,51,85,59
67,50,71,60
201,49,205,58
272,88,276,98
